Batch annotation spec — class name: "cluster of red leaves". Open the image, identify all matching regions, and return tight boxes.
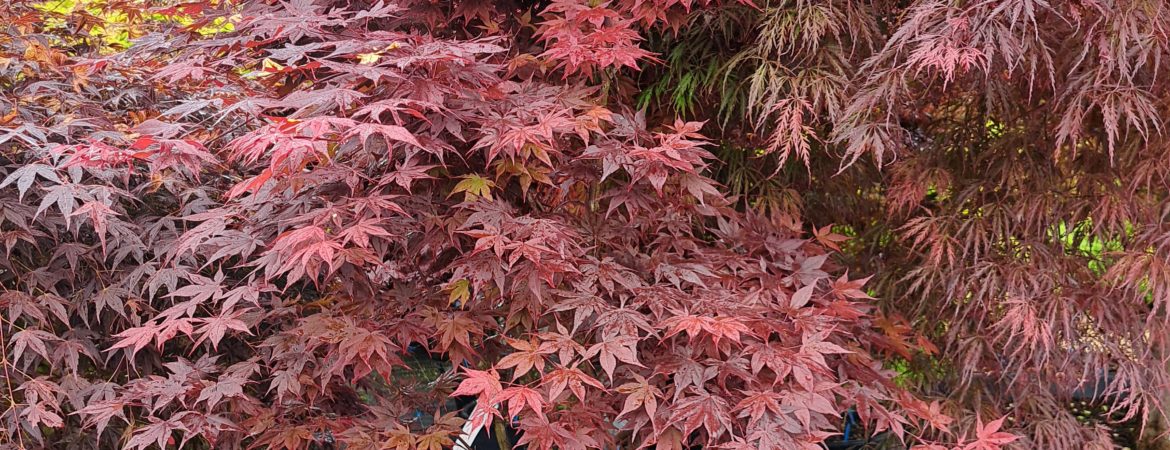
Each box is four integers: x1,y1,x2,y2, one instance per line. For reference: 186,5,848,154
0,0,1027,449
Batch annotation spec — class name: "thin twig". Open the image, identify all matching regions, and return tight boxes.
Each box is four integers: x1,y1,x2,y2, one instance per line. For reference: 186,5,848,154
0,314,27,449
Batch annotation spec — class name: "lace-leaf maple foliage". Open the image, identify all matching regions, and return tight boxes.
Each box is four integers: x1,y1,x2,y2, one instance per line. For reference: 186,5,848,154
631,0,1170,448
0,0,1017,449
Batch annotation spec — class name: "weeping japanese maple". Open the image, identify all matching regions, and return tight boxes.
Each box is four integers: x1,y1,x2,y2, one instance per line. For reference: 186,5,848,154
630,0,1170,448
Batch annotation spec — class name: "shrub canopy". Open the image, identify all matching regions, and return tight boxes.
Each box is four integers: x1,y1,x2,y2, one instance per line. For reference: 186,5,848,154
4,0,1167,449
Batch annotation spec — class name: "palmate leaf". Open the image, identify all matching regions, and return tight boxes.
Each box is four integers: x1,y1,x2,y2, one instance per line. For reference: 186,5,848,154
0,163,60,200
451,174,495,201
346,122,422,149
125,416,184,450
194,309,251,350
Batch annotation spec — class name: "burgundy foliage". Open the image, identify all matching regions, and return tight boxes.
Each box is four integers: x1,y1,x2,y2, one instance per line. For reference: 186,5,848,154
0,0,1004,449
620,1,1170,448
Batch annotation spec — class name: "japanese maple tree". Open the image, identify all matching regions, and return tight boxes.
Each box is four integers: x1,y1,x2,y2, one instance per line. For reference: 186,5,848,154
0,0,971,449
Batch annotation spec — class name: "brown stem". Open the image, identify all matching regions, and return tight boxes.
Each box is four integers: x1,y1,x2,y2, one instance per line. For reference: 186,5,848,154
494,419,512,450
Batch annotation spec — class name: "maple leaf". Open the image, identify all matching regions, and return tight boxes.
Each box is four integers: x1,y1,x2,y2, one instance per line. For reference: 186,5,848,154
434,310,485,355
452,368,503,431
22,401,64,429
126,416,186,450
256,425,315,450
911,445,951,450
196,377,246,408
71,201,119,253
416,429,454,450
346,122,422,150
452,368,503,399
446,278,472,307
789,284,816,308
381,157,437,192
584,336,643,381
328,320,405,382
110,320,195,357
535,325,585,365
0,163,60,200
916,400,954,432
382,422,415,450
462,225,509,259
336,218,394,248
541,366,605,402
669,392,732,440
267,225,343,283
194,310,252,350
615,374,661,421
10,329,58,362
164,276,225,307
76,399,128,434
226,168,274,199
799,330,852,366
490,386,547,421
0,1,1027,448
35,184,80,224
451,174,495,201
496,338,548,380
517,414,601,450
663,314,752,347
735,390,783,427
962,416,1019,450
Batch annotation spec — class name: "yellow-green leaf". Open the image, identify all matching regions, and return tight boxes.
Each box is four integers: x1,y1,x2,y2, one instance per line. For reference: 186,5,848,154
451,175,495,201
357,52,381,65
448,279,471,307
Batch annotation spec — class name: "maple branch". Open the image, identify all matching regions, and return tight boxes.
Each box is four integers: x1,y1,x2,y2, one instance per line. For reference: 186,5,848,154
0,316,26,450
494,420,512,450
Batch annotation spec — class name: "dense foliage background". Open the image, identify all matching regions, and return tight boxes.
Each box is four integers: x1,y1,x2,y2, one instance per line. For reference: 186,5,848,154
1,0,1167,449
